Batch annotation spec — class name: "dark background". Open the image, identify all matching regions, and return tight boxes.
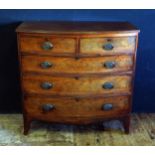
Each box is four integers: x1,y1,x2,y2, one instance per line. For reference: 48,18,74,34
0,9,154,113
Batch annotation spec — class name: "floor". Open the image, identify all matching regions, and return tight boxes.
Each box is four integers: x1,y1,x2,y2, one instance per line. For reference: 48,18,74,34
0,114,155,146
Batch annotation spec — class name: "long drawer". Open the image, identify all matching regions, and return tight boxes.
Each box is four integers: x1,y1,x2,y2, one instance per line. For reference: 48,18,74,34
21,55,133,74
24,96,130,119
22,75,132,96
19,35,76,54
80,37,136,55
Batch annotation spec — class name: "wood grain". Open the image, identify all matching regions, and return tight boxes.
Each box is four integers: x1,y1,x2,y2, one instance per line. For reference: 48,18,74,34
22,75,132,96
80,37,136,55
19,35,76,54
21,55,133,74
24,96,130,123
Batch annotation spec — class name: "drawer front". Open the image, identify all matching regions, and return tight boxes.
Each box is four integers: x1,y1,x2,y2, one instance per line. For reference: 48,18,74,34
23,75,132,96
21,55,133,74
25,96,130,118
19,36,76,54
80,37,136,55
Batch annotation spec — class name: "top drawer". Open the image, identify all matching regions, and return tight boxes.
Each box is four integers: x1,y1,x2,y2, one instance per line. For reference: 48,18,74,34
19,35,76,55
80,37,136,55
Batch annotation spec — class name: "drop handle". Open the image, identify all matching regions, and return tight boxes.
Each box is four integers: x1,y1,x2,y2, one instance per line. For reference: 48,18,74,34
102,82,114,89
42,41,53,50
40,61,53,69
103,61,116,69
102,103,113,111
103,43,114,50
40,82,53,89
42,104,55,112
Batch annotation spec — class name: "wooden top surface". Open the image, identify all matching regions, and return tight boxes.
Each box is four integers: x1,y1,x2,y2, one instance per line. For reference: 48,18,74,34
16,21,140,34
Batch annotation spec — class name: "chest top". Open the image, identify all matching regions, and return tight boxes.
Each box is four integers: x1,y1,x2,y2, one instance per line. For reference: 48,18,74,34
16,21,139,34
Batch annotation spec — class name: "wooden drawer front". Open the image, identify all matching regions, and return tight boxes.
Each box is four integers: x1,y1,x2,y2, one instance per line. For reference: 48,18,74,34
80,37,136,55
23,75,132,96
25,96,130,119
19,36,76,54
22,55,133,74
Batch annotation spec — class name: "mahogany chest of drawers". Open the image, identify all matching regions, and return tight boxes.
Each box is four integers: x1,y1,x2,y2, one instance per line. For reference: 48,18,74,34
16,22,139,135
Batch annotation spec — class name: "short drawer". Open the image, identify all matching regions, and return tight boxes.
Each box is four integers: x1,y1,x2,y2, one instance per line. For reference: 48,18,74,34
80,37,136,55
21,55,133,74
19,35,76,54
25,96,130,119
23,75,132,96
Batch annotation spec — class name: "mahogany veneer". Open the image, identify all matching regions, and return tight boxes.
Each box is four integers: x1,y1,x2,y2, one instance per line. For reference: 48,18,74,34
16,21,140,135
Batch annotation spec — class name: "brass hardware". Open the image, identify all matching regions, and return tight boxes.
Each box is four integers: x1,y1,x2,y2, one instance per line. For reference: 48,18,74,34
41,82,53,89
40,62,53,68
102,82,114,89
42,41,53,50
103,43,114,50
104,61,116,69
42,104,55,112
102,103,113,110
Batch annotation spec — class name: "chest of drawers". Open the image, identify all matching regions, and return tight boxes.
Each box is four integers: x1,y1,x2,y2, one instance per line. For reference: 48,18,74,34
16,22,139,135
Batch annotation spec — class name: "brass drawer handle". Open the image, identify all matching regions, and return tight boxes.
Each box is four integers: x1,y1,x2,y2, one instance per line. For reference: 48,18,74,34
41,82,53,89
102,82,114,89
103,43,114,50
102,103,113,111
42,41,53,50
40,61,53,69
104,61,116,69
42,104,55,112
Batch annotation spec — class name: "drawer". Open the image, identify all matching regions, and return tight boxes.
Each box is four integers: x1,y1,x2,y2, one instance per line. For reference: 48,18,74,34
19,35,76,54
23,75,132,96
21,55,133,74
25,96,130,119
80,37,136,55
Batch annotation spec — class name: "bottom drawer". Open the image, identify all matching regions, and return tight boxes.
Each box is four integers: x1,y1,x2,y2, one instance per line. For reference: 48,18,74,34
24,96,130,122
